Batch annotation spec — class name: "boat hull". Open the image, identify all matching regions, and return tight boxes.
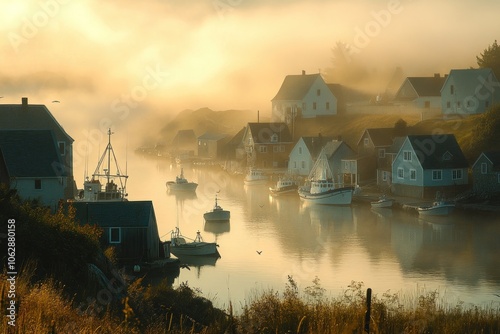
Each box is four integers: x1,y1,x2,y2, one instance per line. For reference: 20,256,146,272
299,187,353,205
166,182,198,192
371,199,393,208
203,210,230,222
170,242,219,256
418,204,455,216
269,185,298,196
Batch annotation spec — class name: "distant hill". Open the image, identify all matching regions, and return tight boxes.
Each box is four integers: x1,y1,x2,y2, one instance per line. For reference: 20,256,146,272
158,108,269,144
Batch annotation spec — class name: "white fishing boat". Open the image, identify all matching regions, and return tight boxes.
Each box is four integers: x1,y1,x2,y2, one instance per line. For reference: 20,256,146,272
418,201,455,216
298,148,353,205
244,168,268,186
269,176,299,196
371,195,394,208
170,227,219,256
166,168,198,192
77,128,128,202
203,195,230,222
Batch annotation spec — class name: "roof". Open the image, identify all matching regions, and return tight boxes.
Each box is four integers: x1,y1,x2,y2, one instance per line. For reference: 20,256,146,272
301,136,334,159
387,136,406,154
0,101,73,142
406,134,468,169
0,130,67,177
323,140,351,158
358,128,394,147
247,123,292,143
441,68,497,93
198,132,227,141
69,200,155,228
272,73,321,101
396,76,446,99
473,151,500,170
172,129,196,145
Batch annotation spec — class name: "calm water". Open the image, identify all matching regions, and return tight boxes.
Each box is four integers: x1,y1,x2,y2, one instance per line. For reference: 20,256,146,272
120,154,500,313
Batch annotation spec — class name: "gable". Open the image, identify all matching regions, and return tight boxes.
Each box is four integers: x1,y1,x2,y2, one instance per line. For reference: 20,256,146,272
272,73,322,101
357,128,394,147
472,151,500,170
441,68,497,95
407,134,468,169
0,130,66,177
247,123,292,143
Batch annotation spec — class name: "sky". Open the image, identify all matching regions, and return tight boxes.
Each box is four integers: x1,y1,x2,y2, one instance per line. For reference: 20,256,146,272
1,0,499,149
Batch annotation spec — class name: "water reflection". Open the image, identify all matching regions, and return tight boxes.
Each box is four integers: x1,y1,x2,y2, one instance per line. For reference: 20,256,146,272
175,255,219,278
204,221,230,237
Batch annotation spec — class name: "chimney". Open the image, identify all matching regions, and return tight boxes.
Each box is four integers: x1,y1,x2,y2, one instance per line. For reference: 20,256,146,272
434,73,440,78
302,70,305,75
22,97,28,106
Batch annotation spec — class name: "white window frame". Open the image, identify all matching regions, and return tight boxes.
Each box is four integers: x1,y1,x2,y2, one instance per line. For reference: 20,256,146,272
432,170,442,181
403,150,412,162
452,169,463,180
109,227,121,244
397,167,404,179
270,134,278,143
259,146,267,153
382,171,387,181
364,138,369,147
410,169,417,181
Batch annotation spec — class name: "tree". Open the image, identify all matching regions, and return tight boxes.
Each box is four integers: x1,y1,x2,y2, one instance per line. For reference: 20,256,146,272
476,40,500,79
324,41,367,84
393,118,408,137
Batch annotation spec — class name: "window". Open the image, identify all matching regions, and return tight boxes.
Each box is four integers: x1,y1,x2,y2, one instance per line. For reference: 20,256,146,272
271,134,278,143
432,170,442,181
443,151,452,161
198,140,201,146
34,179,42,189
498,173,500,183
364,138,369,147
450,85,454,94
313,102,317,110
481,162,487,174
298,147,302,154
378,149,385,158
58,141,66,156
301,161,305,169
109,227,121,244
397,167,404,179
317,89,321,96
457,101,461,108
403,151,412,161
382,171,387,181
344,161,350,170
326,102,330,110
410,169,416,181
259,146,267,153
452,169,462,180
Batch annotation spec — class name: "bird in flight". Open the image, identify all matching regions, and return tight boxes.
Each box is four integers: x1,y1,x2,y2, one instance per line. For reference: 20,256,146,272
256,250,262,255
52,100,60,103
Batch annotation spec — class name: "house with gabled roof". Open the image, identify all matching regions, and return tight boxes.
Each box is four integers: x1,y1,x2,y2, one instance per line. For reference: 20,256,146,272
441,68,500,117
391,134,469,198
288,135,334,176
377,136,405,191
271,71,338,123
70,200,163,263
242,122,293,169
0,97,74,198
197,132,228,160
394,74,446,109
471,151,500,197
0,130,68,210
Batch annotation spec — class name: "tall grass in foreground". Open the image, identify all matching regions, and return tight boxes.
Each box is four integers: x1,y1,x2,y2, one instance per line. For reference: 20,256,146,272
1,272,499,333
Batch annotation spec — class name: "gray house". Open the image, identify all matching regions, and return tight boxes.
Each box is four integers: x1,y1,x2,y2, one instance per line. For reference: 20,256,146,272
197,132,228,160
394,74,446,110
441,68,500,117
0,97,74,198
472,151,500,197
0,130,68,210
288,135,333,176
70,201,163,263
391,134,469,199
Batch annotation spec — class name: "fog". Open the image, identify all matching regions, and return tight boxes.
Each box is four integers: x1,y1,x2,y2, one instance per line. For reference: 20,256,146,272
1,0,499,153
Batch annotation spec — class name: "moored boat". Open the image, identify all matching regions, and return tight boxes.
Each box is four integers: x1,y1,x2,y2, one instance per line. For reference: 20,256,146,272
203,195,230,222
298,148,353,205
170,227,219,256
418,201,455,216
269,176,299,196
371,195,394,208
244,168,268,186
77,128,129,202
166,168,198,192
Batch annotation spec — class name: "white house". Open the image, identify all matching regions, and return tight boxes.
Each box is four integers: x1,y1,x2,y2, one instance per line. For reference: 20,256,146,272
0,130,68,210
288,136,333,176
394,74,446,110
272,71,338,123
441,68,500,117
0,97,74,198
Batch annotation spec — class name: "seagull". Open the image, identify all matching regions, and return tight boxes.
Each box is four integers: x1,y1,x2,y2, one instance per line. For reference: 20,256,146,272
216,189,220,193
259,204,264,208
52,100,60,103
256,250,262,255
180,264,191,270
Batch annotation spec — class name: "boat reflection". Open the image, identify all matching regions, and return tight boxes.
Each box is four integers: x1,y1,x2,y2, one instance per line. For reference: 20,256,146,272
204,220,230,237
175,254,219,278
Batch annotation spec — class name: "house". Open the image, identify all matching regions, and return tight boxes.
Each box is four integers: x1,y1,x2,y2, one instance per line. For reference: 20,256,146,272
288,135,333,176
0,130,68,210
376,137,405,191
242,122,293,169
471,151,500,197
0,97,74,198
394,74,446,110
271,71,338,123
197,132,228,160
171,129,197,159
70,201,163,263
323,140,355,185
441,68,500,117
391,134,469,199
